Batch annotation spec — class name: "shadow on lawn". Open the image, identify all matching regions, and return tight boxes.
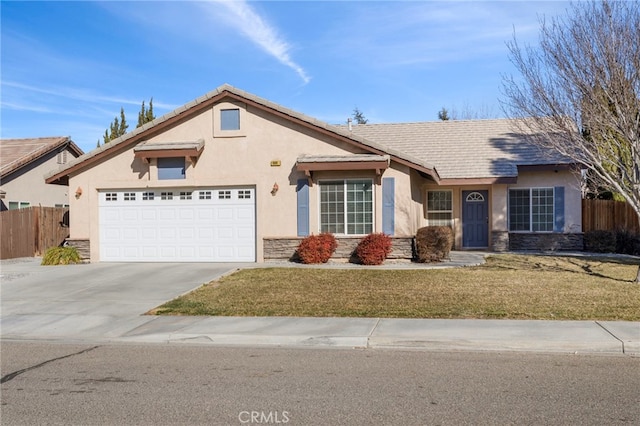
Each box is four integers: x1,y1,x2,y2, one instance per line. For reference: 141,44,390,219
484,254,639,283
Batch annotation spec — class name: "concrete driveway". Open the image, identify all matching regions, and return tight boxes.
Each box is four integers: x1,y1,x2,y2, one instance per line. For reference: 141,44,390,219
0,258,242,340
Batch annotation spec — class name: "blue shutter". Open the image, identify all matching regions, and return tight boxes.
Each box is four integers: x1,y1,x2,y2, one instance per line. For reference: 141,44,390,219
297,179,309,236
382,177,395,235
554,186,565,232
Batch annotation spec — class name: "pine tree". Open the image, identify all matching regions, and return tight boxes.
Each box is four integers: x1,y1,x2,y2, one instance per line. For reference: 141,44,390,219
352,107,368,124
137,98,156,128
102,107,129,144
437,107,450,121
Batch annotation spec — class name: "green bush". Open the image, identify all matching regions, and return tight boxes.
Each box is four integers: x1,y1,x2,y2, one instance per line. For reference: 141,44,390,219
296,233,338,264
415,226,454,263
41,246,82,265
354,233,392,265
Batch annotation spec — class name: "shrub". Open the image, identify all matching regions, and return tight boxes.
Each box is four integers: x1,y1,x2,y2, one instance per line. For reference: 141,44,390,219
41,246,82,265
355,233,392,265
415,226,454,263
296,233,338,264
615,229,640,256
583,230,617,253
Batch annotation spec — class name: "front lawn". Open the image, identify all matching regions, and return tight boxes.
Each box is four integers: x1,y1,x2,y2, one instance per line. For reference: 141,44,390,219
149,254,640,320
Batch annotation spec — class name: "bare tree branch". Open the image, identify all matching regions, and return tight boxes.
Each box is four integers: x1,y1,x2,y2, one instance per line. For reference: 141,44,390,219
502,1,640,220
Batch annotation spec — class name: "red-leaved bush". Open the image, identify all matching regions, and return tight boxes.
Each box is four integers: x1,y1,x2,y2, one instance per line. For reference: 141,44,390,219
296,233,338,264
355,233,392,265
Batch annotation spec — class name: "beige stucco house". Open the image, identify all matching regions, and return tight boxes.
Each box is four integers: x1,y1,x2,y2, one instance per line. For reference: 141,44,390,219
45,84,583,263
1,137,83,211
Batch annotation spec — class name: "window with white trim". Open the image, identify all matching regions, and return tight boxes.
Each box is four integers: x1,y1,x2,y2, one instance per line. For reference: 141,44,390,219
142,192,155,201
426,190,453,227
199,191,212,200
218,190,231,200
124,192,136,201
160,192,174,200
320,179,373,235
105,193,117,202
179,191,192,200
238,190,251,199
509,188,554,232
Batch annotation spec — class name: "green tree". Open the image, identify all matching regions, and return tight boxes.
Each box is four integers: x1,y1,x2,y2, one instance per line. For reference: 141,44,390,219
137,98,155,128
352,107,368,124
102,107,129,144
437,107,450,121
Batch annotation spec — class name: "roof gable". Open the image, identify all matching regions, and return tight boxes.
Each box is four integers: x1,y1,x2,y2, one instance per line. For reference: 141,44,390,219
1,136,83,178
44,84,439,185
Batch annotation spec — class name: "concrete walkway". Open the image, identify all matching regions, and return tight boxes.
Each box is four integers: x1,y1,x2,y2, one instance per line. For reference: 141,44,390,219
1,256,638,356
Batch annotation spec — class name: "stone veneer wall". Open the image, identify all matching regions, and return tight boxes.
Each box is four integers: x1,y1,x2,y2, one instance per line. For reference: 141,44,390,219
507,233,584,251
263,236,415,261
64,238,90,260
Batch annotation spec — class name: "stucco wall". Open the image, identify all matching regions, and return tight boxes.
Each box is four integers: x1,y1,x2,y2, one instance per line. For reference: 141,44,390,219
69,102,414,262
1,148,76,209
508,170,582,233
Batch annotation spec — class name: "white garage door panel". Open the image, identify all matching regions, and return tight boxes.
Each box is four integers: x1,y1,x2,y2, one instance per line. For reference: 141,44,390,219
99,188,255,262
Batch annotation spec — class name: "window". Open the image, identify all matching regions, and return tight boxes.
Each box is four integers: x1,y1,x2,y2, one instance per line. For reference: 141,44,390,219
238,190,251,199
199,191,212,200
105,193,117,202
161,192,174,200
218,190,231,200
427,191,453,227
142,192,155,201
509,188,554,232
179,191,192,200
157,157,185,180
8,201,30,210
320,180,373,235
220,108,240,131
124,192,136,201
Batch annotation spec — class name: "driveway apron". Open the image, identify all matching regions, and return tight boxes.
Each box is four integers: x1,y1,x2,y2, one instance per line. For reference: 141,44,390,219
0,258,241,340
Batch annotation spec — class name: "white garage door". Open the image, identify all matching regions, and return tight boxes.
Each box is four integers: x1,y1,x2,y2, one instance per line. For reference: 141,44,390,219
99,188,255,262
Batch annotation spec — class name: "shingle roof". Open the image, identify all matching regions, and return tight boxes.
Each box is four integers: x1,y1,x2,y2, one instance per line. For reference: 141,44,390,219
45,84,439,184
345,119,572,180
0,136,83,178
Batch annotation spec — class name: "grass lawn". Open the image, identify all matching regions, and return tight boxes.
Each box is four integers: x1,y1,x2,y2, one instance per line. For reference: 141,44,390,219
149,254,640,320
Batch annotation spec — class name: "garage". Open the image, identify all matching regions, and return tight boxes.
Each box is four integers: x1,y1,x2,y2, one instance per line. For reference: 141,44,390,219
99,187,255,262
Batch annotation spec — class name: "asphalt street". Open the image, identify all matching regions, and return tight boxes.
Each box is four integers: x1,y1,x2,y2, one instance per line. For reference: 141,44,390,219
2,342,639,425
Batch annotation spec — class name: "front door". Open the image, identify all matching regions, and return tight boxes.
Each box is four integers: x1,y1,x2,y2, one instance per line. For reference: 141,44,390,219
462,190,489,248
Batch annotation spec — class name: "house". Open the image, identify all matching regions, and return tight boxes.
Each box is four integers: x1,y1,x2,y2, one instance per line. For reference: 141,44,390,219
45,84,583,263
1,137,83,211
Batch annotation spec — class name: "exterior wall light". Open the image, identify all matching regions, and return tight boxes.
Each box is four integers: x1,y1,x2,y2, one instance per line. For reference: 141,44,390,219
271,182,279,196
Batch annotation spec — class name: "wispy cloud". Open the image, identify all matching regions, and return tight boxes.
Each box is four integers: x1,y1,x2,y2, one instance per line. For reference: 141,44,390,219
2,81,176,111
205,0,310,84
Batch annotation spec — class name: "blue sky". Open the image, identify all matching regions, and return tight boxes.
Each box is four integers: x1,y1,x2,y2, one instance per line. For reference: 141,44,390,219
1,1,569,154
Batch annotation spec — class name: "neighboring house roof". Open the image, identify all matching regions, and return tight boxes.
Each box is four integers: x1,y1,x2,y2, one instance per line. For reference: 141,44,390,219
0,136,83,179
44,84,439,185
346,119,574,183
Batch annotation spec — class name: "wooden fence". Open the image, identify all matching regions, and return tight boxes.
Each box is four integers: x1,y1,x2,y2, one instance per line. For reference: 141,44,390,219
582,199,640,233
0,207,70,259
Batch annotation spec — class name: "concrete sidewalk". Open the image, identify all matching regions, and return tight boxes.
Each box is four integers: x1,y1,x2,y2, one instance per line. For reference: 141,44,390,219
1,256,638,355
